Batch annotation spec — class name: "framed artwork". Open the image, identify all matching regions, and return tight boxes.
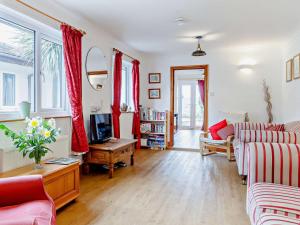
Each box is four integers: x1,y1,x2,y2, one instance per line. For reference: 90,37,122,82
148,73,161,84
293,54,300,79
286,59,293,82
148,88,161,99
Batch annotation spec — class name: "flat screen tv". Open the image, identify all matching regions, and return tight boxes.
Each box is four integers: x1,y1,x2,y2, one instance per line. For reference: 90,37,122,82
90,114,112,144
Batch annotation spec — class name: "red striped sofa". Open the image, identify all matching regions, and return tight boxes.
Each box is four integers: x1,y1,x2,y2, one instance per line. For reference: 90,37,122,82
246,142,300,225
233,122,300,177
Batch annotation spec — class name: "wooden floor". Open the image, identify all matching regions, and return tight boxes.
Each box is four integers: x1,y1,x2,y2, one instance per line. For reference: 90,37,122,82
174,129,202,149
57,150,250,225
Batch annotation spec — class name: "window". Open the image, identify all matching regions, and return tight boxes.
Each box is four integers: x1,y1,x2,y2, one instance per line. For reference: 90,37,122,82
120,60,134,110
0,10,67,117
3,73,15,106
41,37,64,110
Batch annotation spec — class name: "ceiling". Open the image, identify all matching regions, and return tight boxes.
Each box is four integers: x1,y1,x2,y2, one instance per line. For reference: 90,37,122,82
53,0,300,54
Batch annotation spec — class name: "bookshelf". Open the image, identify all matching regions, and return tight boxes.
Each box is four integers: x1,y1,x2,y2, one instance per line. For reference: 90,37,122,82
140,108,169,150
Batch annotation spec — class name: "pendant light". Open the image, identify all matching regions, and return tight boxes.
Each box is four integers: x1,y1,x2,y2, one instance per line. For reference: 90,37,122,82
192,36,206,56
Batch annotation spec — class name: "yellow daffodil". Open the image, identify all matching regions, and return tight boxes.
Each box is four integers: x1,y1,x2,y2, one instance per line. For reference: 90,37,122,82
44,130,51,138
30,118,40,128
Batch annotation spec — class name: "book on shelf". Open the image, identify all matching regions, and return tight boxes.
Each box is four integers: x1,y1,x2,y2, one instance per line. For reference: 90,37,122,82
140,107,166,121
147,134,165,148
140,123,165,133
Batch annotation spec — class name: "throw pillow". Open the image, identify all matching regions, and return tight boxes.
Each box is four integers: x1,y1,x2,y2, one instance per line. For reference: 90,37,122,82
209,119,227,140
266,124,285,131
284,121,300,132
217,124,234,140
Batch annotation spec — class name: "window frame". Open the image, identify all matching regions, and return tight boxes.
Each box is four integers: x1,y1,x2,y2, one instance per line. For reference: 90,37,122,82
0,7,69,120
120,59,133,111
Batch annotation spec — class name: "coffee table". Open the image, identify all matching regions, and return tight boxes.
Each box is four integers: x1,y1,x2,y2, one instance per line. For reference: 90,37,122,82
84,139,137,178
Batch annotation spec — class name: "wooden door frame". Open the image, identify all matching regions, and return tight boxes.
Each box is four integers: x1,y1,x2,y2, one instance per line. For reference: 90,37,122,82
168,65,209,148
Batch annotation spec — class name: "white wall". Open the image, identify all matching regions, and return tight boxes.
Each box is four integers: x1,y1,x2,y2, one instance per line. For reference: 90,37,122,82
141,44,284,126
0,0,142,170
282,30,300,122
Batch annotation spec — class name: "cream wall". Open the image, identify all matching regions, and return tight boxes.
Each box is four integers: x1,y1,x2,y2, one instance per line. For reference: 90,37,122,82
141,44,284,126
282,30,300,122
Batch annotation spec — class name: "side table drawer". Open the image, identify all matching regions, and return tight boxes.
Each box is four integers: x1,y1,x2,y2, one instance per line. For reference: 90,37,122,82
91,151,109,162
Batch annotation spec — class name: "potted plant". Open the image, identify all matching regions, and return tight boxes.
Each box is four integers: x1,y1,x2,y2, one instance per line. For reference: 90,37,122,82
0,117,60,169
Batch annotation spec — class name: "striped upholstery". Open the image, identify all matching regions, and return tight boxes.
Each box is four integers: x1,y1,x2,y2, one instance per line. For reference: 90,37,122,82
234,122,270,176
247,143,300,187
247,143,300,225
256,213,300,225
234,122,270,139
240,130,300,144
235,131,300,176
248,183,300,224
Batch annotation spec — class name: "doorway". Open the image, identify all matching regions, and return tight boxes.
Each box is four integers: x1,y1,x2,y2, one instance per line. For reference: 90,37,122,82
178,80,203,130
169,65,209,149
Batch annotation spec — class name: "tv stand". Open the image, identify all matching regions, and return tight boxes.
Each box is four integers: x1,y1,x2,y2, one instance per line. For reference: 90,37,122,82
83,139,137,178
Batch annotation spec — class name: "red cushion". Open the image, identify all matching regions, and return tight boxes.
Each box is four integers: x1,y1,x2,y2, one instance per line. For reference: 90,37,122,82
0,200,54,225
217,124,234,140
209,119,228,140
266,124,285,131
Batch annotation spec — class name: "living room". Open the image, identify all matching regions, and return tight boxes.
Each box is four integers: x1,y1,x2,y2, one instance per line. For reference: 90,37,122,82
0,0,300,225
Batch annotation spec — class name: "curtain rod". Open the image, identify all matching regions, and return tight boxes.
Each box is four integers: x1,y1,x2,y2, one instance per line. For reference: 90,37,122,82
113,48,137,61
15,0,86,35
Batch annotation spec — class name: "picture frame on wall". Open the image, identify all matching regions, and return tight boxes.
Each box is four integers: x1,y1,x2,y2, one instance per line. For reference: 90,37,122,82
293,54,300,79
286,59,293,82
148,88,161,99
148,73,161,84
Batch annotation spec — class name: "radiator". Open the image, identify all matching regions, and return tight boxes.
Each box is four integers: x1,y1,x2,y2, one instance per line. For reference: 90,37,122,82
0,135,70,172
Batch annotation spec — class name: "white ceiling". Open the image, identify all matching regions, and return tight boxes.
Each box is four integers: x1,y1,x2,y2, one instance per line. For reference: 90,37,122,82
53,0,300,54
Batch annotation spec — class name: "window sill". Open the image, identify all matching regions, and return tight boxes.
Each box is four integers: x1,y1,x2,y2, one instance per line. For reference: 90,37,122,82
0,112,71,123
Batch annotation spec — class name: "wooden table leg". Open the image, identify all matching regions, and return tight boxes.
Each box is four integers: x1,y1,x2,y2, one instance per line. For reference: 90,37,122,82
131,154,134,166
130,144,135,166
83,163,90,175
108,163,114,178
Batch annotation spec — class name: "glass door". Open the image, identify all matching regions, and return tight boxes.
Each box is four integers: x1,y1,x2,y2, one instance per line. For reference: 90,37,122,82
178,80,203,129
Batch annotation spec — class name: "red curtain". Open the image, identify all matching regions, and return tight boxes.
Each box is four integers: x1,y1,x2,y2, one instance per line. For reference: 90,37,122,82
112,52,123,138
198,80,205,130
61,24,89,153
132,60,141,149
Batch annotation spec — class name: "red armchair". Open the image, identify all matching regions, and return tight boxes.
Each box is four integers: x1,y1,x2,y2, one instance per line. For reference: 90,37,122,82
0,175,56,225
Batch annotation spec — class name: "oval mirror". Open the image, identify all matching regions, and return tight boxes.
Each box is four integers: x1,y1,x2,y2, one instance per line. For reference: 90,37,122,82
85,47,108,91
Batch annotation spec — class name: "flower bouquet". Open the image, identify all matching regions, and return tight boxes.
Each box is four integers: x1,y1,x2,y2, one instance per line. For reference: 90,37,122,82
0,117,60,169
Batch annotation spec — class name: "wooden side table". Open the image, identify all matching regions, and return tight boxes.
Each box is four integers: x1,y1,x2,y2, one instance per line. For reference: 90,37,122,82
0,162,80,210
84,139,137,178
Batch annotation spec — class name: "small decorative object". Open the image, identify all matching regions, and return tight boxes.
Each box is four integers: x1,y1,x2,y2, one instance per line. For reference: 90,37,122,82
148,73,161,83
293,54,300,79
0,117,60,169
19,101,31,118
262,79,273,123
120,103,128,112
149,89,161,99
286,59,293,82
245,112,250,122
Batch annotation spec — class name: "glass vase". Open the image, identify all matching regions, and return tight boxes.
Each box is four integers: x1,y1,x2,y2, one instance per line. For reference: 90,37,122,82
34,158,43,169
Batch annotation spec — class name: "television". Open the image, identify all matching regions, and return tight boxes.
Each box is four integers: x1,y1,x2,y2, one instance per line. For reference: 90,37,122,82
90,114,112,144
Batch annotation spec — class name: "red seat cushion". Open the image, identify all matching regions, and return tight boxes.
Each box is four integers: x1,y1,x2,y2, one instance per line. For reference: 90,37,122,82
209,119,228,140
0,200,54,225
